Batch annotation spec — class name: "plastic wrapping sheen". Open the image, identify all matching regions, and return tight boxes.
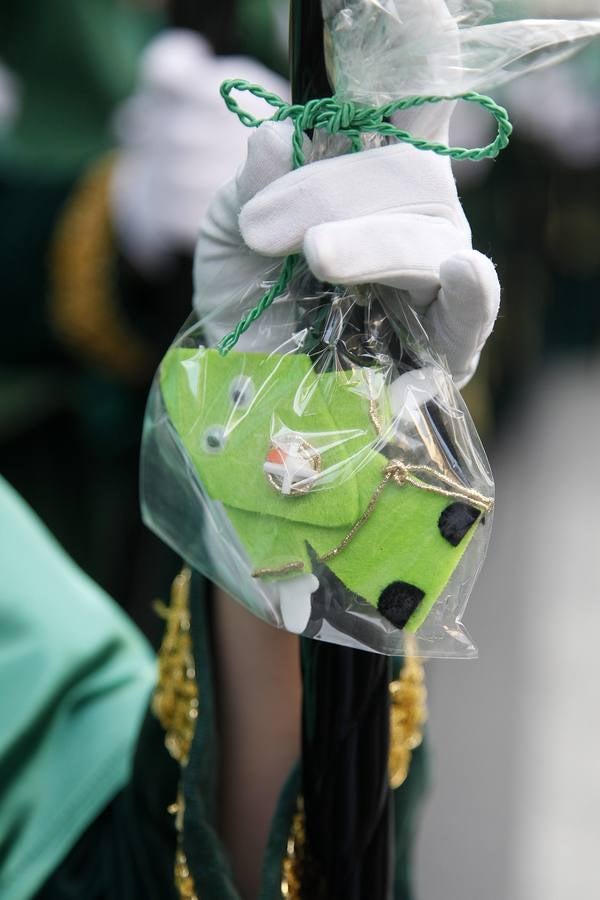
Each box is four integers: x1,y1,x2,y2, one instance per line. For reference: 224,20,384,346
142,279,494,658
141,2,599,656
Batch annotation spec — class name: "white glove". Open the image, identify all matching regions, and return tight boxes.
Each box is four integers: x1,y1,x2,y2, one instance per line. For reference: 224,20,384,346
110,29,290,274
193,118,500,387
0,59,19,131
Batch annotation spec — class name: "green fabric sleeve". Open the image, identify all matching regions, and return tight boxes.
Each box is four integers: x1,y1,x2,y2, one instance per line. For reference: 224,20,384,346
34,707,180,900
0,476,155,900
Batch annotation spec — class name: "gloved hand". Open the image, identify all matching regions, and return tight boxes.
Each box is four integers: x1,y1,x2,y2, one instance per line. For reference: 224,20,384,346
110,29,290,274
193,118,500,388
194,0,500,387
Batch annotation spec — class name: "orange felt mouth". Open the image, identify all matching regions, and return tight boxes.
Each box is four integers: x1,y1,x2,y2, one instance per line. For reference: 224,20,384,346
266,447,287,466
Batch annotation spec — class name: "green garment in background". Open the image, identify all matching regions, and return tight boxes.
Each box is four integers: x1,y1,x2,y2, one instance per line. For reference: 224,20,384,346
181,582,427,899
34,570,427,899
0,0,286,615
0,475,155,899
0,0,161,177
236,0,289,75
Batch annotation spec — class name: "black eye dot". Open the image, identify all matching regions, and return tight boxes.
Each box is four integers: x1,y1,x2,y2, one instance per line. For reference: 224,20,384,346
202,426,226,454
229,376,254,409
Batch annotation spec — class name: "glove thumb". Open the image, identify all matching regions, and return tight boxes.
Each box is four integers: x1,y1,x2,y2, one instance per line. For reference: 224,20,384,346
425,249,500,388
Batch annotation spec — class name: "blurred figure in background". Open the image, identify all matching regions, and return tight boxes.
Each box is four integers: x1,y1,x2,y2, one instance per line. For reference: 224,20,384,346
0,0,288,635
0,3,432,898
417,41,600,900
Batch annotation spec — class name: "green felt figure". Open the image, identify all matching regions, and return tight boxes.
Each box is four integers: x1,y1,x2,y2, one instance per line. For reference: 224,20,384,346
160,346,493,638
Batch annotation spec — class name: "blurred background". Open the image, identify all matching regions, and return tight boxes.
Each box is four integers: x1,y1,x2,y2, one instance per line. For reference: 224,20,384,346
0,1,598,897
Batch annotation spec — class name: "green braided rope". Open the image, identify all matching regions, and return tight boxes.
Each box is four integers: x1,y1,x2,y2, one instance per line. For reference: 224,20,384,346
217,254,298,355
217,79,512,355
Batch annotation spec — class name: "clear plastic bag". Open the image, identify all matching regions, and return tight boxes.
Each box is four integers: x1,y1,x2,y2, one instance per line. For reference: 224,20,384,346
142,258,493,657
326,1,600,102
141,1,599,657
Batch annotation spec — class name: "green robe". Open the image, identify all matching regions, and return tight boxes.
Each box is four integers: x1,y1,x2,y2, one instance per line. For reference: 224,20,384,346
32,566,427,899
0,476,155,899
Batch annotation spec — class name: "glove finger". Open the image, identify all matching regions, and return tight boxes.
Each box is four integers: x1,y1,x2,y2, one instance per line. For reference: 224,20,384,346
240,143,463,257
303,213,469,303
193,120,302,275
424,249,500,387
236,120,307,207
138,30,290,105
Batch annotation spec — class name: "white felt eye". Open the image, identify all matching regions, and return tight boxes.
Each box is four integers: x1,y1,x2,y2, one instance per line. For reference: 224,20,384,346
202,425,226,454
229,376,255,409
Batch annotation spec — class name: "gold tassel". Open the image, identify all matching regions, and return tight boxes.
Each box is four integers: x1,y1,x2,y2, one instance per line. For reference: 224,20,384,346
153,567,200,899
280,797,306,899
153,567,198,766
388,636,427,790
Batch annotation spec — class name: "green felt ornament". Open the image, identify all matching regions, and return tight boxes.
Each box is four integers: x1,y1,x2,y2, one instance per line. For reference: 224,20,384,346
160,347,493,635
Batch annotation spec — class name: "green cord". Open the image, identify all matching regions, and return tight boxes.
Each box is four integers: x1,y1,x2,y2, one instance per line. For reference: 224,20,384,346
216,79,512,355
216,254,299,356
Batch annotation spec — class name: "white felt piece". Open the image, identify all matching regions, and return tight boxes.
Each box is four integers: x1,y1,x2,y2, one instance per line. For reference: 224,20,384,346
303,212,470,295
388,366,446,418
240,142,465,257
425,250,501,388
278,574,319,634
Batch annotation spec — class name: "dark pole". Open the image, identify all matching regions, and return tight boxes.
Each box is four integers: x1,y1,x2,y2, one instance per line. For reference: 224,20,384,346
290,3,394,898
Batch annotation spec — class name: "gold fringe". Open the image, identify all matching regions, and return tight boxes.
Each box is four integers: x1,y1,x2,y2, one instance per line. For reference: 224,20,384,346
153,567,198,766
281,797,306,899
169,791,199,900
153,567,200,899
389,636,427,790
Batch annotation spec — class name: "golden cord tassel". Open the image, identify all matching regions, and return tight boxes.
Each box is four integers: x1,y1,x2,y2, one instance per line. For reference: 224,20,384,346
388,636,427,790
153,567,199,766
153,567,200,899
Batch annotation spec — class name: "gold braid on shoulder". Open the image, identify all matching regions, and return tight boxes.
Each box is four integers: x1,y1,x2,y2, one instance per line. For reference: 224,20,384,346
49,154,153,384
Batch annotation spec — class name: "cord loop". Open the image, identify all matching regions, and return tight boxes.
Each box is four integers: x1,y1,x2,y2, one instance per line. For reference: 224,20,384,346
216,79,512,355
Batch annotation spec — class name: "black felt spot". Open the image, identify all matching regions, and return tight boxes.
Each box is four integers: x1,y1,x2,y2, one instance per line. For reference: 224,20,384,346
438,502,480,547
305,544,384,645
378,582,425,629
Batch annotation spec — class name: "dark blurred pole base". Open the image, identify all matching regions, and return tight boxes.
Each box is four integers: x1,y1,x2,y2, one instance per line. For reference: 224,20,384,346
301,640,392,899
